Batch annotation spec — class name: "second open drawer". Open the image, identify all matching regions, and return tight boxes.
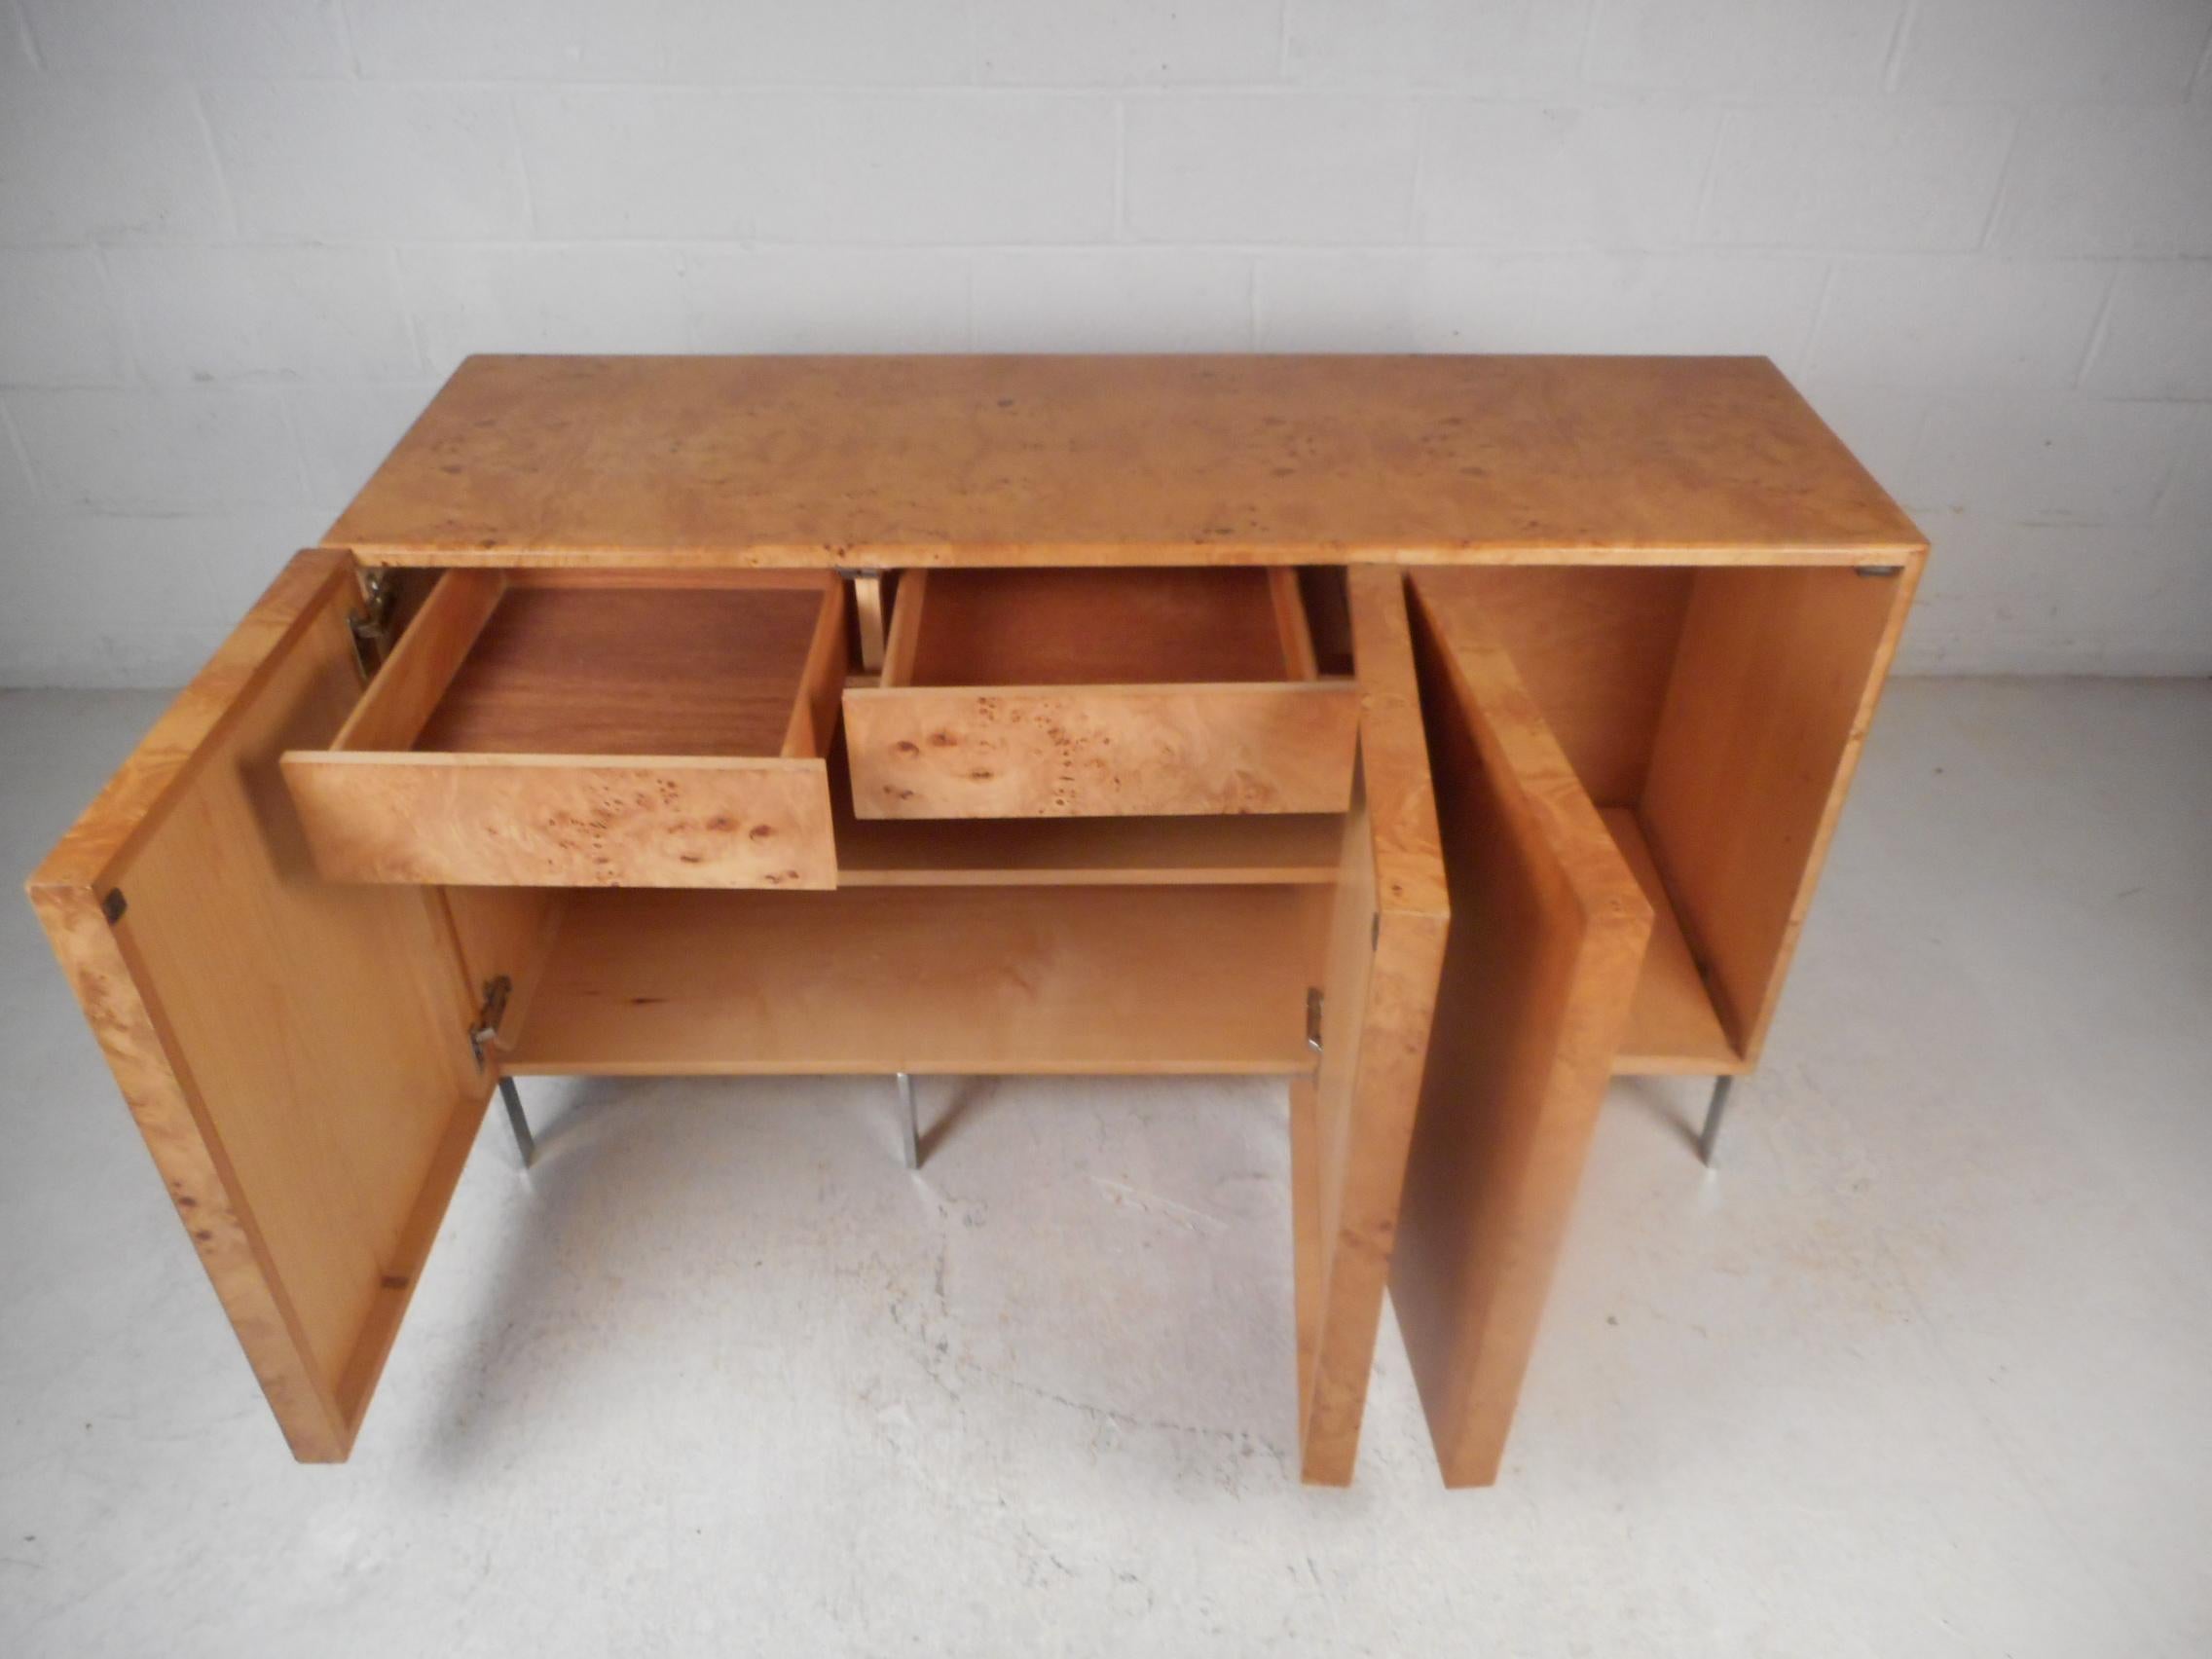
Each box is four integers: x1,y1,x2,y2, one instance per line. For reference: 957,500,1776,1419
280,570,846,888
843,569,1359,820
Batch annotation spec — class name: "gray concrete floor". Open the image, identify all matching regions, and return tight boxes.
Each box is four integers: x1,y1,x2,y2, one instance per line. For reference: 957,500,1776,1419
1,679,2207,1657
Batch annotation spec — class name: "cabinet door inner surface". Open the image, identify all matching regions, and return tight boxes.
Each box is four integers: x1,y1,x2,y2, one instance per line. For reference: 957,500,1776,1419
28,550,489,1461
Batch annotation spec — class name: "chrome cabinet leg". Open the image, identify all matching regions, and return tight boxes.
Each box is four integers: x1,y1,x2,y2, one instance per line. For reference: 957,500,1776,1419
896,1072,919,1171
498,1075,535,1170
1697,1075,1734,1168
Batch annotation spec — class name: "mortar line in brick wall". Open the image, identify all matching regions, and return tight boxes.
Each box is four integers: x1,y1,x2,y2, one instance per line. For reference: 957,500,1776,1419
2,238,1937,272
66,238,1888,263
2139,414,2196,526
1880,0,1922,96
1572,0,1604,82
269,387,318,509
5,0,38,69
1970,113,2020,255
1407,103,1434,245
330,0,365,77
1791,263,1839,380
1112,99,1127,242
387,245,431,381
503,91,543,239
2069,268,2121,391
183,87,242,240
0,399,38,501
1686,114,1730,242
29,76,2065,107
92,246,148,386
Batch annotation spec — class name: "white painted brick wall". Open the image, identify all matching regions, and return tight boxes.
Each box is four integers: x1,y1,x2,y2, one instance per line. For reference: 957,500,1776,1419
2,0,2209,684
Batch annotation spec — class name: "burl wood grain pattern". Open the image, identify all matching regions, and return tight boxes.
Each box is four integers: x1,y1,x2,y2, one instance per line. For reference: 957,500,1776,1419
847,568,1357,819
1395,574,1655,1488
325,355,1926,568
844,683,1359,819
282,570,846,887
1293,567,1450,1486
283,754,838,888
26,550,488,1460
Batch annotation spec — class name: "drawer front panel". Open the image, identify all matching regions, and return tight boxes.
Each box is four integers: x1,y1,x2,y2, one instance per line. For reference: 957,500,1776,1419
279,567,847,888
843,682,1359,819
282,755,835,888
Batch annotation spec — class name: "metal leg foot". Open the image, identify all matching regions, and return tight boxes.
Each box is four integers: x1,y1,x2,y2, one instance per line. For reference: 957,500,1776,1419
896,1072,919,1171
1697,1075,1734,1168
498,1075,535,1170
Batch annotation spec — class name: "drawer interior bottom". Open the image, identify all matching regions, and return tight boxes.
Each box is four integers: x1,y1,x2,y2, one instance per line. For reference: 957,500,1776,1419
417,581,827,756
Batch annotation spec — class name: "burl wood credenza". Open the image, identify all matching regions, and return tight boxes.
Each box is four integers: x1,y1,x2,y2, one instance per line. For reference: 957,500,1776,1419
28,354,1925,1487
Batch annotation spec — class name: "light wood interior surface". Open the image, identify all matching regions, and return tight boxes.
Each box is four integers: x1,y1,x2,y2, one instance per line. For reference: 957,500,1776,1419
502,885,1329,1077
1408,567,1693,803
415,576,830,757
1603,809,1742,1076
27,551,488,1461
900,568,1305,685
1640,563,1921,1063
1414,561,1918,1072
326,355,1925,566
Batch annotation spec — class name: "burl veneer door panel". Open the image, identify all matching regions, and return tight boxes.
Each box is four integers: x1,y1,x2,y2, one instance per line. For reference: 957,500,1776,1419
1292,568,1450,1485
1394,574,1655,1487
27,551,490,1460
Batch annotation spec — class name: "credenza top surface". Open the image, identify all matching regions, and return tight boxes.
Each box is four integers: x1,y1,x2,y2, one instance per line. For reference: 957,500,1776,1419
325,353,1925,569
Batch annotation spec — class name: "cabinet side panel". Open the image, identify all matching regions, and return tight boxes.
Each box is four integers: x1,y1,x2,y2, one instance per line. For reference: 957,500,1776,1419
1640,559,1921,1060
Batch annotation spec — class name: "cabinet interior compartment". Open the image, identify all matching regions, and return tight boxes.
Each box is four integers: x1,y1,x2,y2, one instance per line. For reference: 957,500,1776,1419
281,569,846,889
1411,563,1909,1074
843,567,1360,820
491,882,1332,1078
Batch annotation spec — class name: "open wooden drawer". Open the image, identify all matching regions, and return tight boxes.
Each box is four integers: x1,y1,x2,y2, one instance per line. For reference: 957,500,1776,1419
842,568,1359,818
281,569,846,888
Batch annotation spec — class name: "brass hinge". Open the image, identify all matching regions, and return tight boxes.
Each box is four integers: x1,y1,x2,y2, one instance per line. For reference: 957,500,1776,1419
837,567,887,674
348,570,398,681
468,976,512,1069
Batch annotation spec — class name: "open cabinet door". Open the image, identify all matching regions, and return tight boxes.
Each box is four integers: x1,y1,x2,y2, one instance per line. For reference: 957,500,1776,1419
26,551,491,1461
1393,571,1656,1488
1293,568,1451,1485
